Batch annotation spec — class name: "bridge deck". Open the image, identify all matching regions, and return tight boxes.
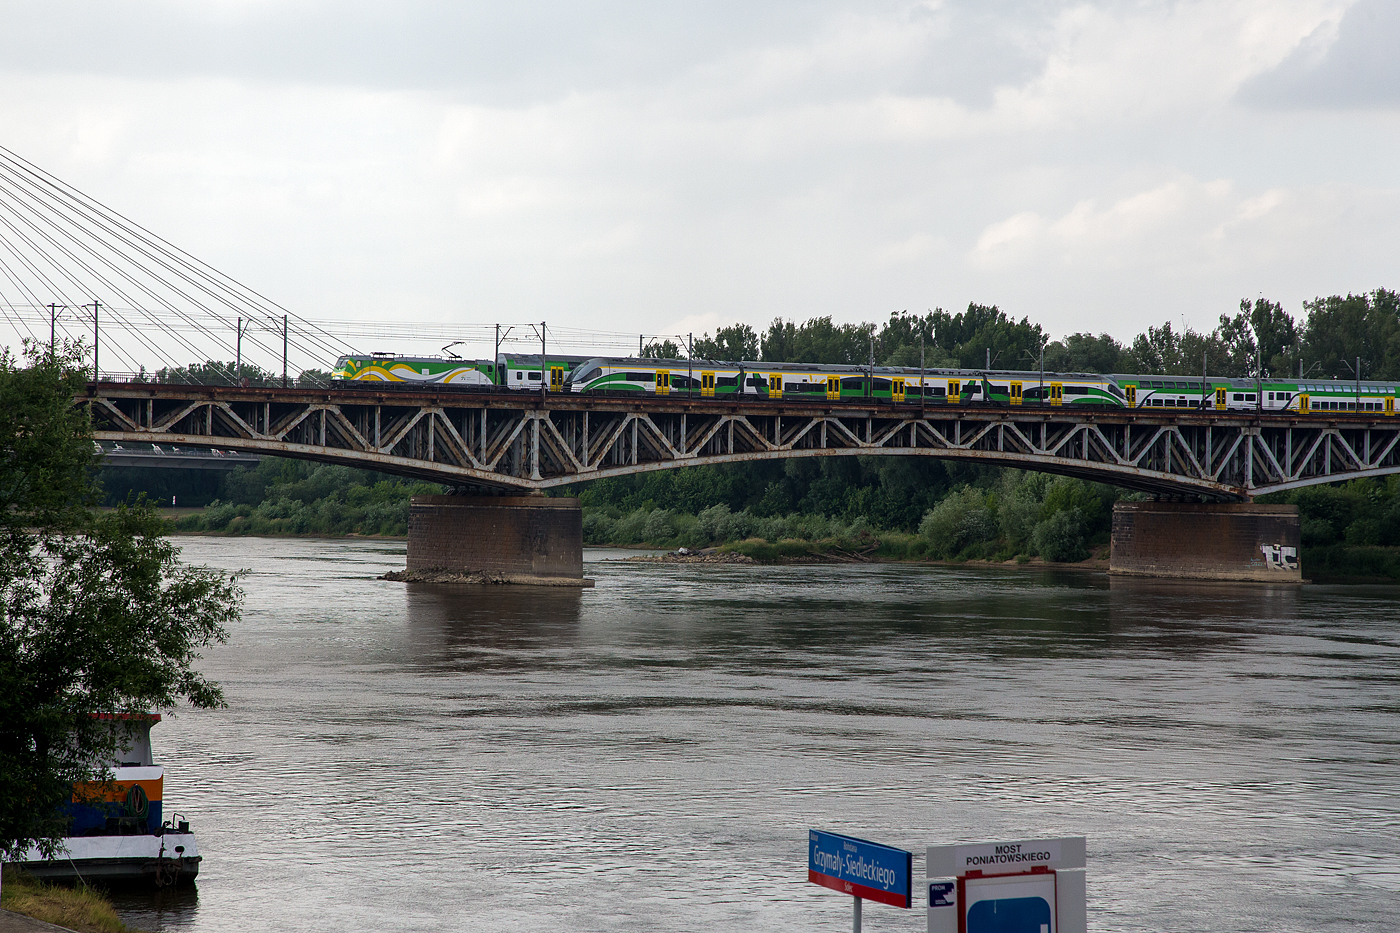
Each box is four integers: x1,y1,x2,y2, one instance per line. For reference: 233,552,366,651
82,382,1400,498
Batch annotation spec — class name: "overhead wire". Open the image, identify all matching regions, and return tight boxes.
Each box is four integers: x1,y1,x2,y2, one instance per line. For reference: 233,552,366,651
0,146,705,377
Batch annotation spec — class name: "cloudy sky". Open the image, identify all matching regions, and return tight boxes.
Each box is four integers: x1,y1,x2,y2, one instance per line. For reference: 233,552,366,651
1,0,1397,359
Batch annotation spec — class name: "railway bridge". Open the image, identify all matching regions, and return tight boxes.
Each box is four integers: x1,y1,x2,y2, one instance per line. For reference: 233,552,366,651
86,382,1398,583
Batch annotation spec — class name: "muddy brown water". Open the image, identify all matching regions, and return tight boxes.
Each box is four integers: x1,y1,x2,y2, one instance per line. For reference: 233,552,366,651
107,539,1400,931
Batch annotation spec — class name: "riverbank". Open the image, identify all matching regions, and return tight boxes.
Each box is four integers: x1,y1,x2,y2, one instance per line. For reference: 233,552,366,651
0,870,141,933
618,542,1112,570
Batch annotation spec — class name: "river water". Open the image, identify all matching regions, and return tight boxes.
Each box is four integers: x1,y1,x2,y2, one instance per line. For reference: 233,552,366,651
108,538,1400,932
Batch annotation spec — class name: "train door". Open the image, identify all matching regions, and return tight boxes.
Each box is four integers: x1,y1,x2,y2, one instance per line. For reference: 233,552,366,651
826,375,840,400
1010,381,1023,406
1387,396,1395,416
1215,387,1226,410
769,374,783,398
1125,385,1136,407
1049,382,1063,406
892,377,906,402
701,371,716,398
656,370,670,395
948,379,960,404
1297,393,1309,413
549,366,565,392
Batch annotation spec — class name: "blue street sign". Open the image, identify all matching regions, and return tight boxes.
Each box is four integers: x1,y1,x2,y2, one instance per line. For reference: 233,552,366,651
808,829,912,908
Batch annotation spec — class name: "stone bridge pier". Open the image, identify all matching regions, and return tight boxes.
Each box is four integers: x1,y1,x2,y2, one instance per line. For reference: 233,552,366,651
402,494,591,586
1109,501,1302,582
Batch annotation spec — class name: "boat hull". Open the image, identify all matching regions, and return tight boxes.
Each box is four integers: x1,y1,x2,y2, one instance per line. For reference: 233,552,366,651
16,832,201,885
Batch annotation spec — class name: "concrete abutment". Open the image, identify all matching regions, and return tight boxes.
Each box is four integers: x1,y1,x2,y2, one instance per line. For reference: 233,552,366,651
1110,501,1302,583
402,495,590,586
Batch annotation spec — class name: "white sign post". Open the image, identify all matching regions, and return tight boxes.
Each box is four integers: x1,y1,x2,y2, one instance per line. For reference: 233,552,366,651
927,836,1086,933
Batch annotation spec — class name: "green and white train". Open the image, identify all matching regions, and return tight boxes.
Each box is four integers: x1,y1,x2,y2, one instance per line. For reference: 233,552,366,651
332,352,1398,415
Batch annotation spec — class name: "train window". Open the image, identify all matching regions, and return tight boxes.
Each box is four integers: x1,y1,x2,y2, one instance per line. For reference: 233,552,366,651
929,387,946,397
515,372,524,381
1064,385,1087,395
626,372,655,382
527,371,541,381
1232,393,1243,401
717,376,737,387
747,375,765,386
873,378,891,391
579,367,601,382
1246,394,1256,401
841,377,865,390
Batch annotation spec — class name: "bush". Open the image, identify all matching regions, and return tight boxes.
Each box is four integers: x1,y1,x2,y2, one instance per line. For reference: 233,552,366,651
919,486,995,558
1031,508,1089,562
642,508,677,543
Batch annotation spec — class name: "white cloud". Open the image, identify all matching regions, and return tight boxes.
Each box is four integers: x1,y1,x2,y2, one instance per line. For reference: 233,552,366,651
0,0,1396,371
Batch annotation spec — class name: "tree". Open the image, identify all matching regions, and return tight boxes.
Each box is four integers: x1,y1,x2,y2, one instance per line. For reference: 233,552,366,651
0,342,240,861
1043,333,1131,374
760,316,868,364
1298,289,1400,381
641,339,682,360
693,324,759,361
156,360,276,386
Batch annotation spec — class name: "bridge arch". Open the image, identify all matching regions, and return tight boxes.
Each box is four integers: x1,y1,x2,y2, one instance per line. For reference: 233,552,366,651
85,383,1400,500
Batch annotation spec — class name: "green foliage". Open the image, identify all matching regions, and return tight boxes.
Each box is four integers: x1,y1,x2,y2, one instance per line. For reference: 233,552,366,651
641,339,682,360
174,458,442,536
918,486,996,558
760,316,870,364
155,359,275,386
568,457,954,531
0,343,239,861
151,360,331,387
1297,289,1400,381
1263,477,1400,548
914,473,1114,562
693,325,759,361
1031,508,1089,562
1044,333,1131,374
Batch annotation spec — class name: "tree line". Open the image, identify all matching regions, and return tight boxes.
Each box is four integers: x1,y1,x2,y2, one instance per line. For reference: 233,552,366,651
648,288,1400,383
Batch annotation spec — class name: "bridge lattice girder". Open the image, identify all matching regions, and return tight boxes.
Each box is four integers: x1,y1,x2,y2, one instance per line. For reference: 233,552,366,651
81,384,1400,498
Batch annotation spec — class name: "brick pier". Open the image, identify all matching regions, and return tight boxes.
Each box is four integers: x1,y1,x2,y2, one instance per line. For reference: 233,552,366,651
405,495,588,586
1110,501,1303,582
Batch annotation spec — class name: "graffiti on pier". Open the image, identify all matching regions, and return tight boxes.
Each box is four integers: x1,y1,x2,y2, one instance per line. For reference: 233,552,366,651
1260,544,1299,572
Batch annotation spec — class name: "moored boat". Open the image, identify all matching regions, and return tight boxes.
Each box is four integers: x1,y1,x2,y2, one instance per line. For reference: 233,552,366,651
15,714,201,886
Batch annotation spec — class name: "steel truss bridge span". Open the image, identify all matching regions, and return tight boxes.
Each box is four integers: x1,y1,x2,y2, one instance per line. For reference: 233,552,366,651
81,383,1400,499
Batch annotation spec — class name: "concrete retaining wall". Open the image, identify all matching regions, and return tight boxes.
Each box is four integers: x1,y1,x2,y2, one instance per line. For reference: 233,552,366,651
406,495,584,584
1110,501,1302,582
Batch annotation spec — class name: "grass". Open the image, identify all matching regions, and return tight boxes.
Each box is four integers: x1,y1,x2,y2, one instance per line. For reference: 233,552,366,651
1,867,145,933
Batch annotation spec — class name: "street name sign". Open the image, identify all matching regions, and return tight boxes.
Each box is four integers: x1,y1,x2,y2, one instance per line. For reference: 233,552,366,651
808,829,912,909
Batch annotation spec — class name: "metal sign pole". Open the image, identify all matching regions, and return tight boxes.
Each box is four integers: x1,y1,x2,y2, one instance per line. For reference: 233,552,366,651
852,895,861,933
